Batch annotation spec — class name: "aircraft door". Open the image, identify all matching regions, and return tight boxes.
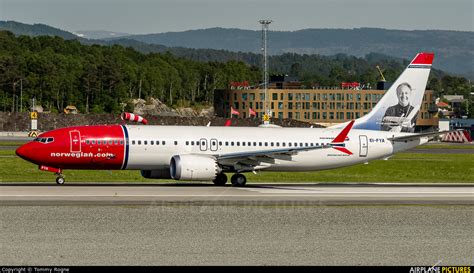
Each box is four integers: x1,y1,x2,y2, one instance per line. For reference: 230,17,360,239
210,138,218,151
199,138,208,151
359,135,368,157
70,130,81,153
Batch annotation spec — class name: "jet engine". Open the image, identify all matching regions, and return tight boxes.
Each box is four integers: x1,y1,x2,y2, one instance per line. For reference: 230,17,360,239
140,169,171,179
170,155,219,181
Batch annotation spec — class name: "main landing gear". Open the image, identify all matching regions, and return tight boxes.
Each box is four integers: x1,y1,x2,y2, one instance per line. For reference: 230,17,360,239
212,173,247,187
213,173,228,186
230,173,247,187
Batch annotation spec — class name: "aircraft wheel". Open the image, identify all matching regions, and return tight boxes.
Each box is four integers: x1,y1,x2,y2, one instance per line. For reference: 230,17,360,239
56,176,65,185
231,173,247,187
213,173,228,186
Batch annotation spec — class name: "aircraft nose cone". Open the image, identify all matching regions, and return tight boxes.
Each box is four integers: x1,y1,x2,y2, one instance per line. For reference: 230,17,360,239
16,143,32,161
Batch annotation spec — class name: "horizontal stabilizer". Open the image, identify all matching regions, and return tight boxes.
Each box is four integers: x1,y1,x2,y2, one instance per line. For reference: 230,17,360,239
388,130,451,142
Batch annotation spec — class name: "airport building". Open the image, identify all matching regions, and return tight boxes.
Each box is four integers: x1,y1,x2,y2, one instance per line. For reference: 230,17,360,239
214,77,439,130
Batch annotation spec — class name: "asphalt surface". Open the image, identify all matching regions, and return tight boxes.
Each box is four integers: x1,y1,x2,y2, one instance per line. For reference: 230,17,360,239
0,205,472,265
0,184,472,205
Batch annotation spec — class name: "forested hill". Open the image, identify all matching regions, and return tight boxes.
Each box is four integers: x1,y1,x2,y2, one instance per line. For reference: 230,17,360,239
116,27,474,79
0,31,260,114
1,21,472,78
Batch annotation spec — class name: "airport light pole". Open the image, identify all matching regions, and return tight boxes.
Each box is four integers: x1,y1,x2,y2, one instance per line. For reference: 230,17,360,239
259,19,272,124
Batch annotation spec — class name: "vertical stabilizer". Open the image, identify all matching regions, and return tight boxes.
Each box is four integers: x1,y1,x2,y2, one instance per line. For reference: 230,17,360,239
334,52,434,132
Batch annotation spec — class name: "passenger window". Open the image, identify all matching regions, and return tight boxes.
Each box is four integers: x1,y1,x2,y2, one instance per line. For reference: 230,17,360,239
162,141,166,145
86,140,90,145
120,140,124,145
300,143,303,147
259,142,262,146
270,142,274,147
276,142,280,147
289,143,292,147
264,142,268,146
132,140,135,145
305,143,308,147
108,140,112,144
231,142,234,146
219,141,222,146
92,140,96,145
98,140,101,145
138,141,141,145
248,142,251,146
253,142,257,146
174,141,178,145
191,141,194,145
151,141,154,145
114,140,118,145
225,141,229,146
186,141,189,146
144,141,148,145
236,142,240,146
242,142,245,146
282,143,286,147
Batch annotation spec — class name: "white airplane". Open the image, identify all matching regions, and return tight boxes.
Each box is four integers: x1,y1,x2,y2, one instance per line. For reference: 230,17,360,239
16,52,445,186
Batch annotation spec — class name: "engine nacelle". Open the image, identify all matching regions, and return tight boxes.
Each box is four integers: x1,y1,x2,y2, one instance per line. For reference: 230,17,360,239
140,169,171,179
170,155,219,181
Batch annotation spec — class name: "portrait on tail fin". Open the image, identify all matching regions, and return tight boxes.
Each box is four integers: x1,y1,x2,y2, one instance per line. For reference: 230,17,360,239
381,82,419,132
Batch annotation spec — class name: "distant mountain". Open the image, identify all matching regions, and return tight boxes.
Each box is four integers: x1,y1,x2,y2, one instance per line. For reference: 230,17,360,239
0,20,78,40
74,30,131,40
1,21,472,78
116,27,474,78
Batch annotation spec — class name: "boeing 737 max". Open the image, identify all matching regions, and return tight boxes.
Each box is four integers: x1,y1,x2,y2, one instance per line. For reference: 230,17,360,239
16,52,445,186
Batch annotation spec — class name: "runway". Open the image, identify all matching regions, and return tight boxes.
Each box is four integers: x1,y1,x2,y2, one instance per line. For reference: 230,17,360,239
1,205,472,265
1,184,472,205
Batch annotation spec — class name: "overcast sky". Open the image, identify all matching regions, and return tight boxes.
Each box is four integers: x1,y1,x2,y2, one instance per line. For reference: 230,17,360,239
0,0,472,34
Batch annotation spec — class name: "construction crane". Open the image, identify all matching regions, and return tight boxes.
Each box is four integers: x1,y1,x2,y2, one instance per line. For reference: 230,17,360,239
376,65,386,82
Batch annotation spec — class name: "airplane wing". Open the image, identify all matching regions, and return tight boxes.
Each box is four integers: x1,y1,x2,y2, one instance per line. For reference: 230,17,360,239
213,120,355,172
387,130,451,142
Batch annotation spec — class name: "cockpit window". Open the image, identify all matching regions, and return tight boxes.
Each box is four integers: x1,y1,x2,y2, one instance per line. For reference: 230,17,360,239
34,137,54,143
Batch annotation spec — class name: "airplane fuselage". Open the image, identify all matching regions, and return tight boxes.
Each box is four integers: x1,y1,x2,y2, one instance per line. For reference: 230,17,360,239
17,124,424,173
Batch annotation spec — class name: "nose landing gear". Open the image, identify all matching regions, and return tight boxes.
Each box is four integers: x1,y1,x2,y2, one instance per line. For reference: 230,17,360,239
55,173,65,185
38,165,65,185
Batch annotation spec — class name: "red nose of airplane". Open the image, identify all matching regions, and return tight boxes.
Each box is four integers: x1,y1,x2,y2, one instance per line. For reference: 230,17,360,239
16,143,33,162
